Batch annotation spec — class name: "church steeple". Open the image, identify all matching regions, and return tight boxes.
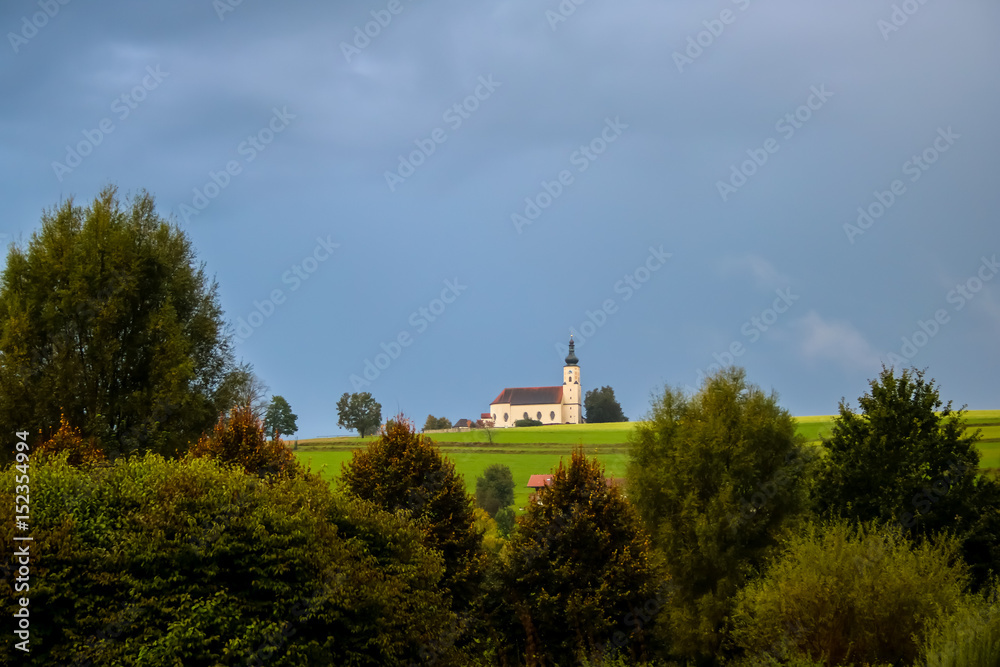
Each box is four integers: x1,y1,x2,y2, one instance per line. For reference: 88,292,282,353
564,335,579,366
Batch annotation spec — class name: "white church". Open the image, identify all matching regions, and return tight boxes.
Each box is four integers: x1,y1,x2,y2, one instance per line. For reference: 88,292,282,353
482,336,582,428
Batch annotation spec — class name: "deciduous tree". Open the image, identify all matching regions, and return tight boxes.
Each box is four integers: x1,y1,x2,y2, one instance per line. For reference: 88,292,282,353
585,385,628,423
627,367,810,663
263,395,298,439
336,391,382,437
475,463,515,517
0,187,234,463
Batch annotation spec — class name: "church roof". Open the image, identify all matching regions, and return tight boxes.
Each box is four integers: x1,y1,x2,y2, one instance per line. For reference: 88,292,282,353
490,386,563,406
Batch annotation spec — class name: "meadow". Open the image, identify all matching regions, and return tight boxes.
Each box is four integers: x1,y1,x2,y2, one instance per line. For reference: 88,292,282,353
295,411,1000,510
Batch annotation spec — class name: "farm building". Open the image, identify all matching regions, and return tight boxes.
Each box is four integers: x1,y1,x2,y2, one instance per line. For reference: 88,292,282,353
487,336,582,428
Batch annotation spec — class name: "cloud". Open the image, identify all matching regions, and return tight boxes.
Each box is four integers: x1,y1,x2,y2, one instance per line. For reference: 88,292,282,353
792,310,882,372
719,254,791,290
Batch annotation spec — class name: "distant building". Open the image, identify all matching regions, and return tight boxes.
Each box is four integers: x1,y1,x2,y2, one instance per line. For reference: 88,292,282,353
526,474,626,493
487,336,582,428
454,418,473,428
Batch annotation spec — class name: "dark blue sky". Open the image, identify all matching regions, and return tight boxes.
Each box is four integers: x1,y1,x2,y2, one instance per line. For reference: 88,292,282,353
2,0,998,437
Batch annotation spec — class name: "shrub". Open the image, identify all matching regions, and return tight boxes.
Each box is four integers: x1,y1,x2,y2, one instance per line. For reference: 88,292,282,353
34,411,105,466
0,453,459,666
515,418,543,427
923,586,1000,667
731,521,968,666
188,404,299,479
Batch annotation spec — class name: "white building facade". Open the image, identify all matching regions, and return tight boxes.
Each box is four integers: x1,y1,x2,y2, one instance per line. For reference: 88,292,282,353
488,336,582,428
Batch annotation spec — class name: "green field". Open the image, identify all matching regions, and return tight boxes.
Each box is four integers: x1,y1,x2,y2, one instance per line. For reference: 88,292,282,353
296,411,1000,510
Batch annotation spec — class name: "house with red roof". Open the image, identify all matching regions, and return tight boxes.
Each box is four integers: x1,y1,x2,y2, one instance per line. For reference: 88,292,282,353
487,336,582,427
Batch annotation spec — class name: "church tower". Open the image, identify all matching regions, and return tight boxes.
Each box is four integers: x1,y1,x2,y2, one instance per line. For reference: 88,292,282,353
562,335,581,424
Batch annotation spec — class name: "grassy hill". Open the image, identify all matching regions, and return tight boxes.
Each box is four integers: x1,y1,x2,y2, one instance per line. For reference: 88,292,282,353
295,411,1000,510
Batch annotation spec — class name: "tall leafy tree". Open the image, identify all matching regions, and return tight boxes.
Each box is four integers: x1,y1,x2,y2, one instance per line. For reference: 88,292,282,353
263,395,298,439
336,391,382,437
584,385,628,423
0,187,234,463
503,449,660,665
627,367,810,663
340,416,483,611
475,463,515,517
216,361,270,418
815,366,1000,587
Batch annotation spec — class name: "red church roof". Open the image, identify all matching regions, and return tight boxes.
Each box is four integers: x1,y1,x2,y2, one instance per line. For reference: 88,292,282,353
490,386,563,406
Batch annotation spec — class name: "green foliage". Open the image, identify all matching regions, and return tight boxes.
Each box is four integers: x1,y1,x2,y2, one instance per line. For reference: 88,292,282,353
502,449,661,665
188,404,300,479
515,417,543,427
731,521,968,667
476,463,516,517
626,367,811,663
585,385,628,423
923,586,1000,667
0,453,459,666
336,391,382,437
0,187,234,463
495,506,517,538
339,416,484,610
424,414,453,430
263,395,298,439
815,366,1000,587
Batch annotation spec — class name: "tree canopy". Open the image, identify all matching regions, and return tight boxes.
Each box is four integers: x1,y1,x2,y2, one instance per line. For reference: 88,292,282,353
263,395,298,439
0,187,234,463
626,367,810,663
336,391,382,437
584,385,628,423
475,463,515,517
424,414,453,431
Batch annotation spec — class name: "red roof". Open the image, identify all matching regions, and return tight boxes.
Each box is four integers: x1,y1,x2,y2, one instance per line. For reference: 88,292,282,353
490,386,563,406
480,413,492,419
526,474,553,488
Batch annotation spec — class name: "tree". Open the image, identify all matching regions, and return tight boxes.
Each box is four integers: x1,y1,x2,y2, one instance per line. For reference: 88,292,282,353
336,391,382,437
502,448,660,664
815,365,1000,587
627,367,811,663
215,360,269,418
585,385,628,423
424,414,453,431
0,187,234,463
188,404,299,479
475,463,515,517
731,521,968,666
263,395,298,439
340,416,483,611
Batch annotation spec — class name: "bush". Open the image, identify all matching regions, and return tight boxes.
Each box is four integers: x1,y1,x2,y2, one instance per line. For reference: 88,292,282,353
923,586,1000,667
515,418,543,427
34,411,105,466
0,453,459,666
188,404,299,479
731,521,968,666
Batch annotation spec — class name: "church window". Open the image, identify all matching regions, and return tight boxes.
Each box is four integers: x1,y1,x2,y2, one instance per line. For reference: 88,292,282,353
550,411,555,421
503,413,508,422
523,412,529,420
536,411,542,420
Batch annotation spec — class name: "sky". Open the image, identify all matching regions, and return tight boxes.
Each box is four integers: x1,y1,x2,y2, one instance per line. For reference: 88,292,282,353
1,0,998,438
